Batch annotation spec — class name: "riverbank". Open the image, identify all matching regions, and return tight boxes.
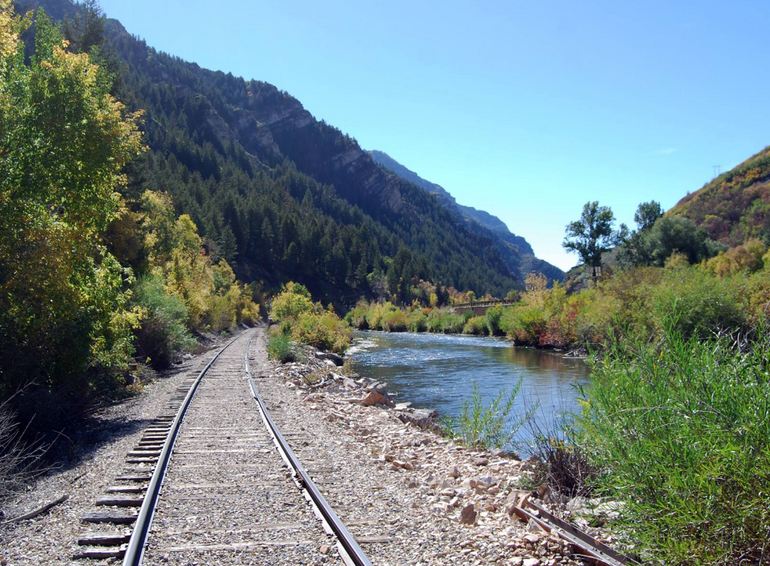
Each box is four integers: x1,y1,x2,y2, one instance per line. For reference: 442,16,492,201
269,341,616,564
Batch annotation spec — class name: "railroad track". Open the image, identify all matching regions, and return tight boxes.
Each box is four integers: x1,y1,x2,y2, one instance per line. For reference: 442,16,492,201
74,328,371,565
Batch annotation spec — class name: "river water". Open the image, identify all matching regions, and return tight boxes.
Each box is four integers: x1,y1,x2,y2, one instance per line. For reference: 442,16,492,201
348,331,589,452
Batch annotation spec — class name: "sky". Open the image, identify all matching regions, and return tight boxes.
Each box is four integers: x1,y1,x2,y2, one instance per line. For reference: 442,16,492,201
99,0,770,271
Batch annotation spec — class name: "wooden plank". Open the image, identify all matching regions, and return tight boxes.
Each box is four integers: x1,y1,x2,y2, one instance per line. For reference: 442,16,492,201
81,511,138,524
106,485,146,494
128,450,161,458
95,496,145,507
115,474,152,482
73,547,126,559
516,499,637,566
77,532,131,546
163,541,316,552
357,536,393,544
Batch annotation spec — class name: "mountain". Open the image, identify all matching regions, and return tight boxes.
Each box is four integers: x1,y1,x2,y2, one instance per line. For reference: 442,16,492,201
16,0,526,306
670,145,770,246
369,150,564,282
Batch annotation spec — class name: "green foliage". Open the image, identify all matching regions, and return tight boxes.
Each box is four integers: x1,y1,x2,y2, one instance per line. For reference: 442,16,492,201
650,266,746,339
425,308,466,334
406,308,428,332
269,282,314,322
271,282,350,353
484,305,504,336
381,309,408,332
0,4,142,423
580,330,770,564
267,332,296,363
563,201,620,279
463,315,489,335
132,275,195,369
291,310,351,354
450,381,531,449
136,190,260,334
633,200,663,231
704,238,767,276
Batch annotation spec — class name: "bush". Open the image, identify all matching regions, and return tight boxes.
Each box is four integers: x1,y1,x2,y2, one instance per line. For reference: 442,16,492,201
651,267,746,339
133,275,196,369
291,311,352,354
484,306,504,336
450,381,532,449
500,305,546,345
381,309,408,332
463,315,488,335
269,282,314,322
581,330,770,564
426,308,466,333
345,300,370,329
406,309,428,332
267,332,296,363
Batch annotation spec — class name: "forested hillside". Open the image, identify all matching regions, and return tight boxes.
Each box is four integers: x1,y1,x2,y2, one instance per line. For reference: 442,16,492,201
16,0,525,306
670,145,770,245
369,150,564,282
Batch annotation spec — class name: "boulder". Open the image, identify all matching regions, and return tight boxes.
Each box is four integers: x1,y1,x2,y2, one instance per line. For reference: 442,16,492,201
396,408,439,431
314,350,344,366
359,389,393,407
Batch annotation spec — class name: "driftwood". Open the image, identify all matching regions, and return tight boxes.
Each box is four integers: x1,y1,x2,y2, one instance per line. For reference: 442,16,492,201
3,494,68,524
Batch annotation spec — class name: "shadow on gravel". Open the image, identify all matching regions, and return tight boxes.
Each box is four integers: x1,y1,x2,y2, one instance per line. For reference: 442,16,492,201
30,360,197,476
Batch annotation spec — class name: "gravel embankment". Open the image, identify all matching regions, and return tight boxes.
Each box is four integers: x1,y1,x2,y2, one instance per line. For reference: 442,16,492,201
257,335,583,566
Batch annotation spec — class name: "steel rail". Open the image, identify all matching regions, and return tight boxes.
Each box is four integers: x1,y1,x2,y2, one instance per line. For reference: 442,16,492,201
122,332,244,566
244,336,373,566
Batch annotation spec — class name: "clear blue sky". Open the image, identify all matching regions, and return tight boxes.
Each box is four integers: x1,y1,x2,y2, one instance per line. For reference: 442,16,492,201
99,0,770,270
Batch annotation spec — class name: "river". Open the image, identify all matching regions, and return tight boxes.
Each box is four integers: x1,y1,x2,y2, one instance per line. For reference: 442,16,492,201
348,331,589,452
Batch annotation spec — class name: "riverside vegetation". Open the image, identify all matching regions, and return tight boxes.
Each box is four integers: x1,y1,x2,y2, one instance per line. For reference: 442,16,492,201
345,203,770,564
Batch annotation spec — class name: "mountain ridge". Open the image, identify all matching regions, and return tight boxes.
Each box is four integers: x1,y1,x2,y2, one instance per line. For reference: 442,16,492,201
16,0,526,305
670,145,770,246
368,150,564,282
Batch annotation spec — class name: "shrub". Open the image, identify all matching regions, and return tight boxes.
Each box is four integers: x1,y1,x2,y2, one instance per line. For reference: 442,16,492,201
426,308,466,333
406,309,428,332
133,275,196,369
651,267,746,338
484,305,504,336
267,332,296,363
581,330,770,564
269,282,314,322
381,309,408,332
291,311,352,354
463,315,488,335
500,305,546,345
345,300,370,329
450,381,532,449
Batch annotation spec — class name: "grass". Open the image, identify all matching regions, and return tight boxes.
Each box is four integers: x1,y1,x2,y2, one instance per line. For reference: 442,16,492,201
448,381,534,450
580,327,770,564
267,332,296,363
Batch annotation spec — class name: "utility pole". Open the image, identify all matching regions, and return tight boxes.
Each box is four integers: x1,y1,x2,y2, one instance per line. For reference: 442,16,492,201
713,165,721,178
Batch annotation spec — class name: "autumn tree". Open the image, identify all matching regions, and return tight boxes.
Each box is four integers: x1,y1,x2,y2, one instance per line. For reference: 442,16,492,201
0,4,143,424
